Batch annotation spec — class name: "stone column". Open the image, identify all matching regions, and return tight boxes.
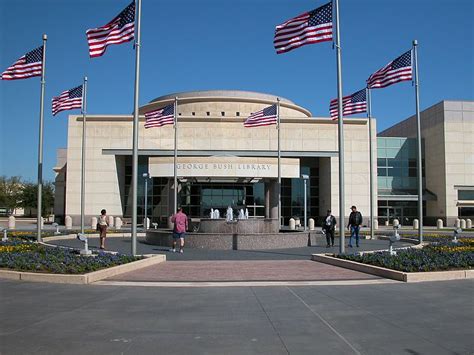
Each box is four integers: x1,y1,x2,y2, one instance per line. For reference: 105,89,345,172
264,181,271,218
168,178,176,216
269,179,279,220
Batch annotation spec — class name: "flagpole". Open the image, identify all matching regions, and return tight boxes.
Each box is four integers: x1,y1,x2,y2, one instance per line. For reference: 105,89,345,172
334,0,345,254
36,34,47,243
174,97,178,214
413,40,423,244
131,0,142,256
367,87,375,240
277,98,281,228
80,77,88,235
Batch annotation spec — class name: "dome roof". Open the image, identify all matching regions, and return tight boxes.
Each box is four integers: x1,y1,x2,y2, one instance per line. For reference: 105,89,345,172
149,90,295,105
141,90,312,117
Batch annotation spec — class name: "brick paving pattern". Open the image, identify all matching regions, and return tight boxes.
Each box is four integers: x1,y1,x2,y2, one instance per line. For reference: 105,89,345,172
107,260,380,282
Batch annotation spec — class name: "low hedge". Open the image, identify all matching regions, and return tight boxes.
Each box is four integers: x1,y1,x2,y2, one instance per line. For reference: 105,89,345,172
337,239,474,272
0,240,141,274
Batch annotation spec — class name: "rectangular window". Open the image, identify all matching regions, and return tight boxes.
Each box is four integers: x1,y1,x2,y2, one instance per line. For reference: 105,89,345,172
377,168,387,176
458,190,474,200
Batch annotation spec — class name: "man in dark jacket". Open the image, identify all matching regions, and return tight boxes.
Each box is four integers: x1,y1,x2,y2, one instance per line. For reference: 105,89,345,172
322,209,337,247
347,205,363,247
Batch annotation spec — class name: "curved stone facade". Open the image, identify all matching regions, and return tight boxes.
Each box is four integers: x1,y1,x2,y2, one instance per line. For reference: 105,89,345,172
139,90,312,119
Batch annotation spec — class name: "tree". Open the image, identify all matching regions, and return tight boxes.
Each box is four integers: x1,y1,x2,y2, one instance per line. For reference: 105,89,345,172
0,176,23,215
19,181,55,217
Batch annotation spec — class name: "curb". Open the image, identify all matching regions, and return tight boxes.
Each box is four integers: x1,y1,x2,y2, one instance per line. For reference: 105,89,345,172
94,279,399,288
42,233,146,242
0,254,166,285
312,254,474,282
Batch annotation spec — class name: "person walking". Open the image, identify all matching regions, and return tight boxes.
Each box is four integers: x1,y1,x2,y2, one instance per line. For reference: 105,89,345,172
98,209,109,250
322,209,337,247
170,207,188,253
347,205,363,248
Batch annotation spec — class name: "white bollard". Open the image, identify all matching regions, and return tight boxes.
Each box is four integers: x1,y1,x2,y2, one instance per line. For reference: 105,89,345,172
455,218,461,229
308,218,315,230
393,219,399,227
143,217,150,229
107,215,114,228
65,216,72,229
436,219,443,229
374,220,379,230
8,216,15,230
40,217,44,228
115,217,122,230
385,220,389,226
289,218,296,230
460,219,466,229
91,216,98,230
467,219,472,229
168,216,174,230
413,219,419,230
294,218,301,228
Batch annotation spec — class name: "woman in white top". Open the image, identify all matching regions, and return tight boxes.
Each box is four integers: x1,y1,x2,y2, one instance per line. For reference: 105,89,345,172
98,209,109,249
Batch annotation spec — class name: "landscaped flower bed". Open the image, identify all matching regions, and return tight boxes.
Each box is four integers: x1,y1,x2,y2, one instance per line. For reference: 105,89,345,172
0,239,141,274
7,229,123,240
337,239,474,272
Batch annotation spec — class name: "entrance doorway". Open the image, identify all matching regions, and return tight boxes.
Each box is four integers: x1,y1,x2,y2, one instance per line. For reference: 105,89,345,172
179,181,265,218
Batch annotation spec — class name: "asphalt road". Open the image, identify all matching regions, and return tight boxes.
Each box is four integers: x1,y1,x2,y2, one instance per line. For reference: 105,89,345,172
1,279,473,354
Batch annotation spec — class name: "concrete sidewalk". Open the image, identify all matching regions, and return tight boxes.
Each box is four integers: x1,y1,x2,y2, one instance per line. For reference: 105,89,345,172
1,279,472,354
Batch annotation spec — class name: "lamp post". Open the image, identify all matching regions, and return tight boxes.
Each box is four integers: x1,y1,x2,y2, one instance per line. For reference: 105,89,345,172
301,174,309,231
143,172,150,230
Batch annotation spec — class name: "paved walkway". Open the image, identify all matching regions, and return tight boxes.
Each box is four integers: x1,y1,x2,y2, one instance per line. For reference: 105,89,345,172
47,236,410,284
107,260,380,282
45,235,412,260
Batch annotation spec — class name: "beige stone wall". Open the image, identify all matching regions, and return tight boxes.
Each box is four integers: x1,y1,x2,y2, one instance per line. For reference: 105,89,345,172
65,117,130,222
53,148,67,221
327,118,377,222
443,101,474,221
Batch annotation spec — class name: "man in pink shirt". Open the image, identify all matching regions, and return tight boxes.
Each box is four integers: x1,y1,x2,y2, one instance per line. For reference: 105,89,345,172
170,207,188,253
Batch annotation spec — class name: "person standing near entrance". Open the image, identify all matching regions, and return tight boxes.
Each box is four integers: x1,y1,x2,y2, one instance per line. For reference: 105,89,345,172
171,207,188,253
347,205,363,248
322,209,337,247
98,209,109,250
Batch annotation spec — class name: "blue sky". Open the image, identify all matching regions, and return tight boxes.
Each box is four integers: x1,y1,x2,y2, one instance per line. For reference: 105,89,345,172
1,0,473,182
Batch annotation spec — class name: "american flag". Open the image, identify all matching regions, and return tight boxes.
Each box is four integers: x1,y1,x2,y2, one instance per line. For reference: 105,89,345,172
86,2,135,58
52,85,83,116
244,104,277,127
367,50,412,89
329,89,367,119
1,46,43,80
274,2,333,55
145,103,175,128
